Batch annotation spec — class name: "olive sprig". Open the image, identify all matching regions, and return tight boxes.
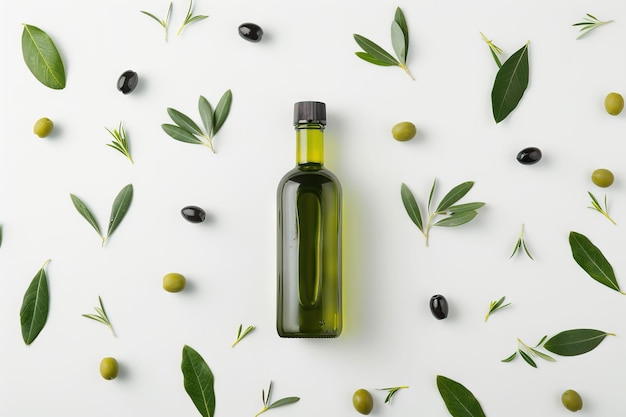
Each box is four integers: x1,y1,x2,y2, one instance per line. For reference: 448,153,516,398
480,32,503,68
378,385,409,404
105,122,133,164
501,335,555,368
573,13,613,39
255,381,300,417
177,0,208,36
141,2,173,41
401,179,485,246
162,90,232,153
510,224,533,259
484,296,510,322
82,296,116,337
231,324,254,348
588,192,616,225
353,7,414,80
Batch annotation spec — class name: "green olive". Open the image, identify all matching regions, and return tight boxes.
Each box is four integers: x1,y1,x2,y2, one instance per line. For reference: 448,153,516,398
605,92,624,116
33,117,54,138
561,389,583,412
163,272,186,293
100,357,119,380
391,121,417,142
591,168,614,187
352,388,374,415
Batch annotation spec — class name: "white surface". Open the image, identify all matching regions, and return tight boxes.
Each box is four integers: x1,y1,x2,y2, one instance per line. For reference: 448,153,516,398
2,0,626,416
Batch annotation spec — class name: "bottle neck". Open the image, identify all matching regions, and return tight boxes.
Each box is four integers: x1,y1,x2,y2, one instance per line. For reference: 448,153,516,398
295,123,325,167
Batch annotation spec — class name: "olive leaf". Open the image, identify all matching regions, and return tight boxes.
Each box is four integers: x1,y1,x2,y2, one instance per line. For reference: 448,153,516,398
255,381,300,417
484,296,510,322
510,224,533,260
162,90,232,153
569,231,622,293
231,324,255,348
70,184,133,247
378,385,409,404
573,13,613,39
491,41,530,123
177,0,209,36
21,24,66,89
401,180,485,246
436,375,486,417
141,2,173,41
20,259,51,345
181,345,215,417
82,296,116,337
544,329,615,356
353,7,414,79
588,192,616,224
503,330,613,368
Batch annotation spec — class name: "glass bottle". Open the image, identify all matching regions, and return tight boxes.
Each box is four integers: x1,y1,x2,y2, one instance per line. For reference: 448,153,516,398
276,101,342,338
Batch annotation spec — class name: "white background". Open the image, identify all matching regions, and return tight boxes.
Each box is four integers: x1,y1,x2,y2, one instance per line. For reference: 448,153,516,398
2,0,626,416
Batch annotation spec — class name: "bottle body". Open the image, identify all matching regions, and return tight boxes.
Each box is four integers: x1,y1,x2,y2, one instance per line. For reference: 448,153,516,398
277,166,342,337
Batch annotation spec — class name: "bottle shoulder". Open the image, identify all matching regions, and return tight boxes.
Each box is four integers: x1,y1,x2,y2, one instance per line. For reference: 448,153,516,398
278,166,341,187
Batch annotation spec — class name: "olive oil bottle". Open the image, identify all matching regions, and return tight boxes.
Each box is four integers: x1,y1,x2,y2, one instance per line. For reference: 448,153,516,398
277,101,342,338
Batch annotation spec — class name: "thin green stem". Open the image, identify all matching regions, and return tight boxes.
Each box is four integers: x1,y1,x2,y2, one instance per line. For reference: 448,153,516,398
400,64,415,80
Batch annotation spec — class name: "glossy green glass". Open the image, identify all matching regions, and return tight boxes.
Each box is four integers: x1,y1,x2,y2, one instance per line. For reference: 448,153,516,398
277,121,342,337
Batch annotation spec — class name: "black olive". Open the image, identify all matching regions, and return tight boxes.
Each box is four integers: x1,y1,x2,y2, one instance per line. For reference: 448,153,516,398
117,70,138,94
181,206,206,223
238,23,263,42
516,147,542,165
429,294,448,320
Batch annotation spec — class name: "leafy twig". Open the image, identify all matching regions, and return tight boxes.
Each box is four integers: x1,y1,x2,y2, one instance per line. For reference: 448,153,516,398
177,0,208,36
510,224,533,259
161,90,232,153
378,386,409,404
141,2,173,41
255,381,300,417
501,335,555,368
480,32,503,68
573,13,613,39
105,122,133,164
401,179,485,246
484,296,510,322
82,296,116,337
588,192,616,225
231,324,254,347
353,7,414,79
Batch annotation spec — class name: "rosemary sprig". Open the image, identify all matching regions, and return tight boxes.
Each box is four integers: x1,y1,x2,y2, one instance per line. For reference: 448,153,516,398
573,13,613,39
588,191,616,225
378,386,409,404
510,224,533,259
105,122,133,164
255,381,300,417
177,0,208,36
480,32,503,68
231,324,254,347
141,2,173,41
82,296,116,337
484,296,510,322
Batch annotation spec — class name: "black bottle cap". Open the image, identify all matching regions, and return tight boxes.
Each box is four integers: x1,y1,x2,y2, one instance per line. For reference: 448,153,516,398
293,101,326,125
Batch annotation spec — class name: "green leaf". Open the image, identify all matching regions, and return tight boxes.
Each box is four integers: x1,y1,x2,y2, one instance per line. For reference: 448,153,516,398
70,194,102,239
518,349,537,368
167,108,203,136
491,42,529,123
181,345,215,417
198,96,214,136
447,202,485,214
267,397,300,410
140,11,164,25
391,21,406,65
501,351,517,362
21,24,66,89
162,124,203,144
0,224,3,248
353,34,399,66
355,52,395,67
528,347,556,362
436,182,475,213
434,211,478,227
544,329,614,356
20,259,51,345
212,90,232,137
436,375,487,417
401,183,423,232
569,231,621,292
106,184,133,242
393,7,409,60
427,179,437,212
